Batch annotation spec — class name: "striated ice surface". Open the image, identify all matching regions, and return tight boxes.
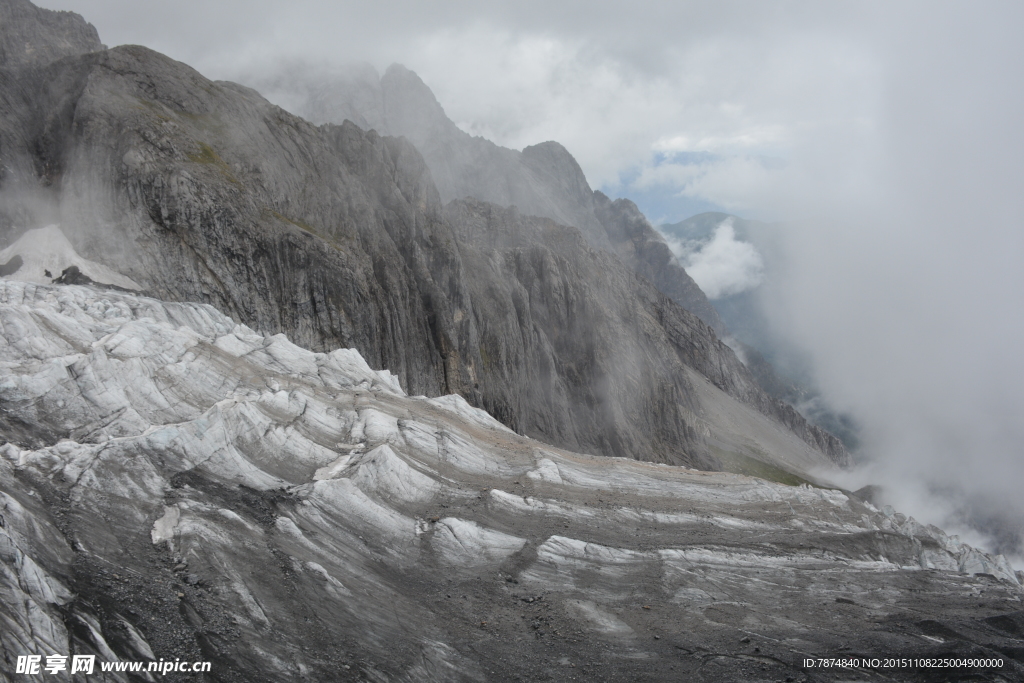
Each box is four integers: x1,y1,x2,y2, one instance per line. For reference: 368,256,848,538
1,280,1022,682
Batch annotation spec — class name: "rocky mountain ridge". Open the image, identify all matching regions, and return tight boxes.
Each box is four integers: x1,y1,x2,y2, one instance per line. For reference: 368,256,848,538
0,10,846,467
256,62,727,333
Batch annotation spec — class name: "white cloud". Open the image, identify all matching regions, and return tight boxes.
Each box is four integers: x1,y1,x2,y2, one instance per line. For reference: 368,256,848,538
670,220,763,299
401,24,876,191
632,154,788,216
46,2,879,195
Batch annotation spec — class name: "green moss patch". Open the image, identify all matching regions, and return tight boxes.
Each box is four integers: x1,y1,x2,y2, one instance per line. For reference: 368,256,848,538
132,98,171,122
263,209,351,256
187,141,240,186
712,448,819,487
479,343,493,367
267,209,317,234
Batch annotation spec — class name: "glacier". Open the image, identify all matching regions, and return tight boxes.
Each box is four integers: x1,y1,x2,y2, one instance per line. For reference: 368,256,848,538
1,279,1022,682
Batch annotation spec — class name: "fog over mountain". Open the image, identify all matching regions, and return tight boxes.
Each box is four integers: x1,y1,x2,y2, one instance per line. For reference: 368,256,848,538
2,1,1023,679
664,219,764,301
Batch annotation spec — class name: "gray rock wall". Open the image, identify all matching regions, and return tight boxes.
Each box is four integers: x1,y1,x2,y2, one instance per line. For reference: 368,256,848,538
262,63,728,332
0,0,102,69
0,38,845,466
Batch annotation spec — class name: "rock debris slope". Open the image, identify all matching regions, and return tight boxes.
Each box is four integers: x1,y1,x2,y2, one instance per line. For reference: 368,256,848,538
0,225,141,289
0,21,844,468
2,281,1022,682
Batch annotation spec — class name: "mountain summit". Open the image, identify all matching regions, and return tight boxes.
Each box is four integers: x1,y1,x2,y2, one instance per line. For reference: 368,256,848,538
0,0,101,69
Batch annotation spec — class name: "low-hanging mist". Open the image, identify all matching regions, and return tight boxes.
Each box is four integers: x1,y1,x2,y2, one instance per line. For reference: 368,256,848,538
752,8,1024,562
664,219,764,300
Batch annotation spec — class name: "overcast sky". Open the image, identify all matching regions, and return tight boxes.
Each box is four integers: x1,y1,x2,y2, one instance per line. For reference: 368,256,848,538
43,0,1024,558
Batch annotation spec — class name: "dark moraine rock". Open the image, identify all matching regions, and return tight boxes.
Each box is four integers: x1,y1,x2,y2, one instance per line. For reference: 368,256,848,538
0,252,21,275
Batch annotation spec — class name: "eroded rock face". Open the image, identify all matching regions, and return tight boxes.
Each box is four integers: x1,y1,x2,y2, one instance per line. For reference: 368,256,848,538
0,0,102,70
1,282,1021,682
259,62,728,333
0,42,844,467
446,199,848,466
594,193,726,334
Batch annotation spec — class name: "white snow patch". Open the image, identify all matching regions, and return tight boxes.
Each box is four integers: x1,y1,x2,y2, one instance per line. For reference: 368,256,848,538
151,505,181,545
426,393,515,433
308,477,417,546
274,517,305,538
0,225,141,290
214,333,257,357
433,517,526,566
374,369,405,395
118,617,156,660
527,458,564,485
304,561,352,596
564,600,634,636
349,444,438,504
313,453,353,481
355,408,400,444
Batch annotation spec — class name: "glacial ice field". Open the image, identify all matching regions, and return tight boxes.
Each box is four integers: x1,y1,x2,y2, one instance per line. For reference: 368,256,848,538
1,280,1022,682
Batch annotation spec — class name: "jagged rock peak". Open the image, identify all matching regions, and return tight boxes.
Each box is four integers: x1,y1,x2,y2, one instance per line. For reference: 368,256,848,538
520,140,596,207
252,59,729,332
0,0,103,69
380,62,451,128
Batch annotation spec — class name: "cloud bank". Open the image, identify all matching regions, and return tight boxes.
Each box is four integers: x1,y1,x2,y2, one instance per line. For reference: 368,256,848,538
666,220,764,300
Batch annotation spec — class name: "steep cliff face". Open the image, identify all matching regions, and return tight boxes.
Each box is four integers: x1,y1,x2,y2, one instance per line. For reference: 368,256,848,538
0,45,711,466
0,0,102,70
444,199,713,466
261,63,727,332
445,200,848,467
0,37,848,467
594,194,725,334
